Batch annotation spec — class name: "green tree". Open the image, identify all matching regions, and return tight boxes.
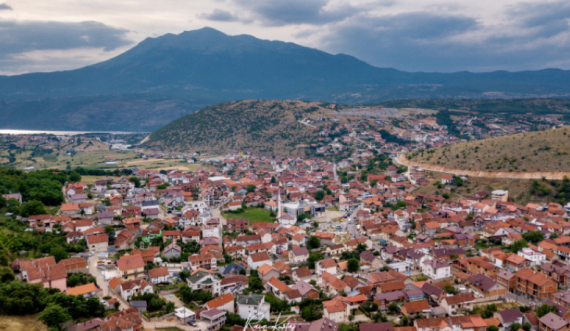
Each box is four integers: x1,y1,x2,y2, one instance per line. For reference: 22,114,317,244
509,323,522,331
104,225,115,243
307,251,325,269
356,243,367,253
246,185,256,193
488,326,499,331
69,172,81,183
19,200,47,217
511,240,529,253
50,246,69,263
0,266,15,283
314,190,325,201
307,236,321,249
522,231,545,243
347,258,360,273
129,177,141,188
5,198,20,213
387,302,399,315
522,322,531,331
551,232,559,239
165,302,175,313
39,304,72,330
0,196,6,209
536,304,558,317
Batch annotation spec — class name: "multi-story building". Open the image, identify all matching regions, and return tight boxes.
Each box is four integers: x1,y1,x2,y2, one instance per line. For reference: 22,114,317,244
237,295,271,321
514,268,558,300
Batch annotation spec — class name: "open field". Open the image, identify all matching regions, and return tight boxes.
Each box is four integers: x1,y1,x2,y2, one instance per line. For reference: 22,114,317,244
223,208,275,224
0,315,47,331
405,127,570,175
413,171,561,204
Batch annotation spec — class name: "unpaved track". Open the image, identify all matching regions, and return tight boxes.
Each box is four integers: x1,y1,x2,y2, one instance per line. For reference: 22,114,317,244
397,155,570,180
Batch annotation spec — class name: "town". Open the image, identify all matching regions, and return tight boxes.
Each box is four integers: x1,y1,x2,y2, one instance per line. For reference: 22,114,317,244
1,143,570,331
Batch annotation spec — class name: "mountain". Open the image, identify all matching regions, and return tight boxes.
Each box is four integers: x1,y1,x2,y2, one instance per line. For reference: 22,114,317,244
3,27,570,130
143,99,338,155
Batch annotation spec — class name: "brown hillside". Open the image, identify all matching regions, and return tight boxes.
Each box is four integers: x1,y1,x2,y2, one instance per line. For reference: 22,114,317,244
406,127,570,173
144,100,339,156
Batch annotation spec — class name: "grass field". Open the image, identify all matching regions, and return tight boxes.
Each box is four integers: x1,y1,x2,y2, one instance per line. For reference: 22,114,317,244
223,208,275,224
0,315,47,331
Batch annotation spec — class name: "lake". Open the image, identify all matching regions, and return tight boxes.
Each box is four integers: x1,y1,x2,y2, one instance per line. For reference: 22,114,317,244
0,130,144,136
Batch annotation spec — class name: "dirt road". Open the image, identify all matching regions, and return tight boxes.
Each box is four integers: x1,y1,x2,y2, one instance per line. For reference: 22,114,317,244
396,155,570,180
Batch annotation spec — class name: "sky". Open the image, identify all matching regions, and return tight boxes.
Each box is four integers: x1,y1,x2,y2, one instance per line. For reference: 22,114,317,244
1,0,570,75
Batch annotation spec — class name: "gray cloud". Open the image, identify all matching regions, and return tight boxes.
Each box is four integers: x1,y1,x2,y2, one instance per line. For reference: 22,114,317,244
233,0,361,26
318,10,570,72
507,1,570,38
0,20,132,57
199,9,239,22
0,3,12,10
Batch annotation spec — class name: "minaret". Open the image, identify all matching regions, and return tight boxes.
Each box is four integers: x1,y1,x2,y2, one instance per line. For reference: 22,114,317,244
277,190,282,219
333,162,338,182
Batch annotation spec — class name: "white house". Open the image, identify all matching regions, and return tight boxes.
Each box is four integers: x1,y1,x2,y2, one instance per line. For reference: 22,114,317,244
517,248,546,266
119,279,153,301
237,295,271,321
421,259,451,280
248,252,273,269
148,267,171,284
316,259,338,276
289,247,310,264
186,270,221,296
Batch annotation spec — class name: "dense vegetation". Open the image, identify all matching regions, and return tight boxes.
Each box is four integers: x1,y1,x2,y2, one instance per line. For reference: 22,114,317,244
0,219,85,266
0,168,76,206
0,270,105,330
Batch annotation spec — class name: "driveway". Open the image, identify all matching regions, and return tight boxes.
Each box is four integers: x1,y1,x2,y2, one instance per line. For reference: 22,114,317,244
159,291,185,307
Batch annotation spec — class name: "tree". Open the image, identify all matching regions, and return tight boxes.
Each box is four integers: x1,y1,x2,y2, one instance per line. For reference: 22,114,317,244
401,315,409,327
0,196,6,209
536,304,558,317
39,304,72,329
511,240,529,253
387,302,399,315
522,231,545,244
104,225,115,243
522,322,531,331
347,258,360,273
307,251,325,269
165,302,175,313
129,177,141,188
5,197,20,213
19,200,47,217
488,326,499,331
0,266,15,283
443,283,458,295
307,236,321,249
50,246,69,262
356,243,367,253
551,232,559,239
509,323,522,331
246,185,256,193
371,311,388,323
315,190,325,201
69,172,81,183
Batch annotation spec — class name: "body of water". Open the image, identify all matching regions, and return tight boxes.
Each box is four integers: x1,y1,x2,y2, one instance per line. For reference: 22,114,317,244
0,130,144,136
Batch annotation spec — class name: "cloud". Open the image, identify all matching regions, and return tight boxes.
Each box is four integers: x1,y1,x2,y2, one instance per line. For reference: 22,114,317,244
317,10,570,72
507,1,570,38
199,9,239,22
0,3,11,10
233,0,362,26
0,20,133,57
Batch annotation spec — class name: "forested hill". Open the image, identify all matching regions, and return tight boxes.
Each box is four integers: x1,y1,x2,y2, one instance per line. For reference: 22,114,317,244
3,28,570,130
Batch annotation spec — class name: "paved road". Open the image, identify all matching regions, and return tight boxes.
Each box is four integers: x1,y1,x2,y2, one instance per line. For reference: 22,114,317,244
506,292,535,306
88,255,129,310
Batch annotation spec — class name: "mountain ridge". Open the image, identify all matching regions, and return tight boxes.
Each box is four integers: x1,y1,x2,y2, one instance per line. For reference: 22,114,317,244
2,27,570,130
